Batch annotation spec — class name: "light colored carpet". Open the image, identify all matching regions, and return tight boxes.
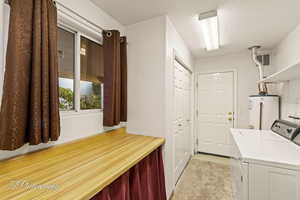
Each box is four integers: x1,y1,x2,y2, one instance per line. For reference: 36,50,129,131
171,154,233,200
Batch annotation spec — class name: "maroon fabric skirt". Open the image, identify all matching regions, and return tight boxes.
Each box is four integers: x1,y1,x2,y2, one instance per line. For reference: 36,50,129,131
91,146,167,200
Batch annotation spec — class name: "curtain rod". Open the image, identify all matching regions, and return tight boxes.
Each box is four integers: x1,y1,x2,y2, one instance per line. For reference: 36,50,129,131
55,1,106,32
4,0,107,32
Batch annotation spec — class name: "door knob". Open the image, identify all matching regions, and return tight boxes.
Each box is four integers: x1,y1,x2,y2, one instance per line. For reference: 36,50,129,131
228,117,233,121
228,112,233,115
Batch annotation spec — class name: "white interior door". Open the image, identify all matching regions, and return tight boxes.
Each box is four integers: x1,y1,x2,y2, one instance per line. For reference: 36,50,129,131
173,60,192,183
197,71,235,157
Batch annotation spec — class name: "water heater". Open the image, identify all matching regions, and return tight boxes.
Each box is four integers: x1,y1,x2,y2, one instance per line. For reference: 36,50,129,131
249,95,280,130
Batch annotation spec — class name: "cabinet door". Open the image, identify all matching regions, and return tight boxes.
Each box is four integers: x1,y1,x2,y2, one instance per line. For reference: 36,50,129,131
249,164,300,200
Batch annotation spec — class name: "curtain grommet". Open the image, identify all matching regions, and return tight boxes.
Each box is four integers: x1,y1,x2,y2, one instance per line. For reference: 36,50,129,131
106,31,112,38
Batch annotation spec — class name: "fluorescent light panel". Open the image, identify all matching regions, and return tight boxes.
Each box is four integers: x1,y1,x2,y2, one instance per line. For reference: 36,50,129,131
199,11,219,51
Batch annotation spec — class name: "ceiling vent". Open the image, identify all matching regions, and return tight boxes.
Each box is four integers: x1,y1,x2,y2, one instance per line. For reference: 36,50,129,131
256,54,270,66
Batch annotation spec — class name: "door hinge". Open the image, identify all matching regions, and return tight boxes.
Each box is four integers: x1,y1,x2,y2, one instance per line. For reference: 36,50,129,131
241,175,243,182
196,138,199,146
196,110,199,117
196,82,198,88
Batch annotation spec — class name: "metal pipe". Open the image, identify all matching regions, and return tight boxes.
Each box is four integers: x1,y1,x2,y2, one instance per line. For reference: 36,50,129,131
249,46,267,95
249,46,263,81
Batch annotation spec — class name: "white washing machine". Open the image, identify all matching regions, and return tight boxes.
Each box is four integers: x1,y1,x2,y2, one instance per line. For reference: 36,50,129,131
230,120,300,200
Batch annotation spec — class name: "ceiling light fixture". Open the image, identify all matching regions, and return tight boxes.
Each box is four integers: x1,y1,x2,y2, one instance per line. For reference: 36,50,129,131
199,10,219,51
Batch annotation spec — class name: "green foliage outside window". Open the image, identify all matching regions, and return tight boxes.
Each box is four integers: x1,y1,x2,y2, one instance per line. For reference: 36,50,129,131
92,82,101,95
59,87,74,110
80,95,101,110
59,83,101,110
81,83,101,109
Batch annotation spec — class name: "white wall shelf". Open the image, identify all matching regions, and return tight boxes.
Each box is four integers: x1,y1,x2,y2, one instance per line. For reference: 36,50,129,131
259,62,300,83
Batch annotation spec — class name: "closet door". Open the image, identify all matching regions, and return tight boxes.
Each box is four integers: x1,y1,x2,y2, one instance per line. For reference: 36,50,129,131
173,60,192,183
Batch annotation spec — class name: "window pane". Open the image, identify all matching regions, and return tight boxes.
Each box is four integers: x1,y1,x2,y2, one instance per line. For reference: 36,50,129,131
58,28,75,111
80,36,103,110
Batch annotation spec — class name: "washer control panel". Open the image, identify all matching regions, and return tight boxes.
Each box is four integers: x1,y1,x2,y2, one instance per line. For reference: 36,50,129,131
271,120,300,140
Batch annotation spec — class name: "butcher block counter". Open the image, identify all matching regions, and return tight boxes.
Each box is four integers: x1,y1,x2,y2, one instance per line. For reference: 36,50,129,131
0,128,165,200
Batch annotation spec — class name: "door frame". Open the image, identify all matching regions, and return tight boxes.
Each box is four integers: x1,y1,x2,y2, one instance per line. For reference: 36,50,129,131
194,69,238,153
174,52,193,74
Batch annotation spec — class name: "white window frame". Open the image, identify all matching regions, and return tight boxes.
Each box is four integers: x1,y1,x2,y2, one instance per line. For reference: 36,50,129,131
58,23,104,116
0,3,10,107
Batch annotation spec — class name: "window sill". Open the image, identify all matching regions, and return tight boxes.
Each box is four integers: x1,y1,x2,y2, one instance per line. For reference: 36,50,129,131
60,109,102,118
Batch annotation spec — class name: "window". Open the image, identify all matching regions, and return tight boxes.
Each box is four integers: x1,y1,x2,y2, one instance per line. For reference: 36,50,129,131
58,28,75,111
80,36,103,110
57,26,103,112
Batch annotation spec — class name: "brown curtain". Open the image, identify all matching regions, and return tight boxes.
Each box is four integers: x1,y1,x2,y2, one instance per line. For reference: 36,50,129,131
120,37,127,122
103,30,127,126
0,0,60,150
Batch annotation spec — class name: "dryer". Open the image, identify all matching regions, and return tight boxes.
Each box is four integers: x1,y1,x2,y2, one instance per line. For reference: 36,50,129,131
231,120,300,200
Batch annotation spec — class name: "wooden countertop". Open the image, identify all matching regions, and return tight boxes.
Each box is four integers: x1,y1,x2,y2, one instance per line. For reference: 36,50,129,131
0,128,165,200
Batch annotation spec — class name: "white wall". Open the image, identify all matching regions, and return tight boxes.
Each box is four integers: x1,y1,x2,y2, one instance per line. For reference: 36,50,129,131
165,17,194,69
277,80,300,122
0,0,125,160
273,24,300,71
127,15,194,198
126,15,172,196
195,51,276,129
273,23,300,122
127,16,166,138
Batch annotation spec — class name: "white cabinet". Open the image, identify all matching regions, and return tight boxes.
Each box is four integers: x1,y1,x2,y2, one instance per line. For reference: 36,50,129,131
232,162,300,200
230,129,300,200
249,164,300,200
231,159,248,200
230,136,249,200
